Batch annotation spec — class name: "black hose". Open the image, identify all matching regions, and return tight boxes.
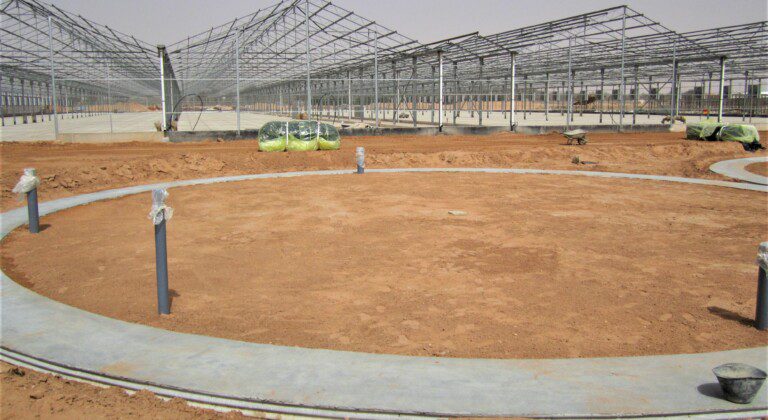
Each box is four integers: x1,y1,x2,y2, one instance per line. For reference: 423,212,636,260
171,94,204,131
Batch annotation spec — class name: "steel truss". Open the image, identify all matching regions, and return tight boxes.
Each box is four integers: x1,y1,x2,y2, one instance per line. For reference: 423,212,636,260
2,0,767,133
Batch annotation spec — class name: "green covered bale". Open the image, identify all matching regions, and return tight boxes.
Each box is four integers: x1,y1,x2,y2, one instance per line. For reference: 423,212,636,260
717,124,760,145
286,121,319,151
259,139,286,152
699,123,726,141
258,121,287,152
318,123,341,150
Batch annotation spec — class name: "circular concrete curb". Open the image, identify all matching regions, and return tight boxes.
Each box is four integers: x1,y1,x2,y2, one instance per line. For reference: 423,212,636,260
2,168,767,418
710,156,768,186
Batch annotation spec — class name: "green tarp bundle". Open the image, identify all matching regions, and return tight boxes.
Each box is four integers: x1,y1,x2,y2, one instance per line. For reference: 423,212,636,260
258,120,342,152
258,121,287,152
699,122,726,141
718,124,760,145
686,120,720,140
286,121,319,151
318,123,341,150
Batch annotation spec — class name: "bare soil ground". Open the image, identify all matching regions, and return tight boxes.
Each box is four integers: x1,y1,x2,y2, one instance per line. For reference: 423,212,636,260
2,131,767,417
0,362,247,419
3,131,766,211
3,172,766,359
746,161,768,177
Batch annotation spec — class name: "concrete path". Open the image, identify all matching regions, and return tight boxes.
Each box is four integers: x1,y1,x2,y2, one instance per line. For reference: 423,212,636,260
710,156,768,186
2,168,767,418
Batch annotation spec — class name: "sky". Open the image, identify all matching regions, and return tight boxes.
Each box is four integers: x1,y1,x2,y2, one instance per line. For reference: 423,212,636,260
51,0,767,45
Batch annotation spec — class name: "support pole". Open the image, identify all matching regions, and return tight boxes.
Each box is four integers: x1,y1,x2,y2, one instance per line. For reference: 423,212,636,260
24,168,40,234
618,7,627,130
670,42,678,123
347,70,352,120
718,56,726,122
305,0,312,117
509,52,516,131
566,38,573,129
235,29,241,136
106,62,113,134
599,68,605,123
757,242,768,330
431,65,436,124
452,61,458,125
544,73,550,122
478,57,484,126
438,50,444,131
151,189,171,315
158,45,167,131
633,66,639,125
47,16,59,138
412,56,418,127
374,31,379,128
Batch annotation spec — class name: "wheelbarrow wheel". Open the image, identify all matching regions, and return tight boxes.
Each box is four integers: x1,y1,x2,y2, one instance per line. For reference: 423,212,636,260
578,138,588,145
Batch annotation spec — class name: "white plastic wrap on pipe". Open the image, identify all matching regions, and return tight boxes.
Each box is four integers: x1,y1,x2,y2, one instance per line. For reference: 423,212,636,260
758,242,768,272
12,168,40,201
148,189,173,225
356,147,365,169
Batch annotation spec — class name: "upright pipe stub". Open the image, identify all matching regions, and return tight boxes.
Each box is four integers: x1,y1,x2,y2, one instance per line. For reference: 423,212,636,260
356,147,365,174
150,189,171,315
756,242,768,330
17,168,40,234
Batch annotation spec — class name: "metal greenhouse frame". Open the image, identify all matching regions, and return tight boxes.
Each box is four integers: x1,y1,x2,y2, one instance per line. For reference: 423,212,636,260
2,0,767,136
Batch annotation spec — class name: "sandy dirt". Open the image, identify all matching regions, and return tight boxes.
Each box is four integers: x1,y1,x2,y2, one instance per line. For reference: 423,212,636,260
746,161,768,177
3,131,766,211
0,362,248,419
4,172,767,359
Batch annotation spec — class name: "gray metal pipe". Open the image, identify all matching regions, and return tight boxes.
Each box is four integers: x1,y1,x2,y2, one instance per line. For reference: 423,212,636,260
152,189,170,315
25,168,40,234
757,242,768,330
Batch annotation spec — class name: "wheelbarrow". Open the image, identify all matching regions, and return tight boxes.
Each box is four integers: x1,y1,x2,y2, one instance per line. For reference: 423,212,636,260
563,129,588,145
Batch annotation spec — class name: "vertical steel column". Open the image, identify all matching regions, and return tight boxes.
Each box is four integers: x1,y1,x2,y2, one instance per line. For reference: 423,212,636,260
21,79,27,124
545,73,550,122
633,66,639,125
743,71,749,121
478,57,484,126
158,45,167,131
106,62,113,133
566,38,573,129
374,31,379,128
618,7,627,130
392,60,398,124
347,70,352,120
438,50,444,131
523,75,528,120
670,62,679,121
431,65,436,124
647,76,653,119
599,68,605,123
452,61,458,125
47,16,59,138
412,56,418,127
509,52,516,130
235,30,241,136
305,0,312,117
718,56,726,122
